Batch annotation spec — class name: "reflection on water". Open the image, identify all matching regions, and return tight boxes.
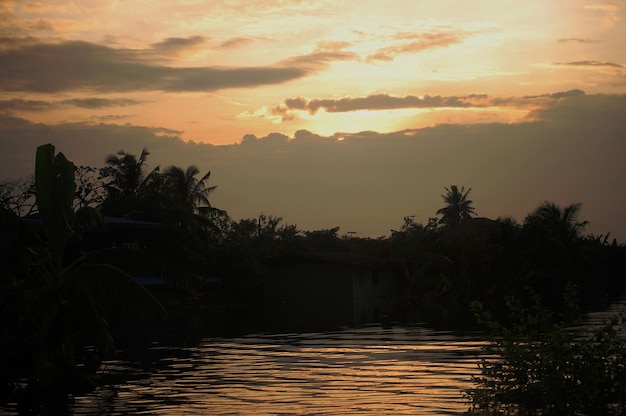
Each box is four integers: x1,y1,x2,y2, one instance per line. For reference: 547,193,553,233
4,298,625,415
74,325,486,415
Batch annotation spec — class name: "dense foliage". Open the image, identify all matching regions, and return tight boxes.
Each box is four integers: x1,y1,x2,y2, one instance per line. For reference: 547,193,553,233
389,203,625,327
0,145,198,412
467,291,626,415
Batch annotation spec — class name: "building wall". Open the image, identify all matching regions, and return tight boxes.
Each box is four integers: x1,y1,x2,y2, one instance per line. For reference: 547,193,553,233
352,267,402,324
262,260,355,330
263,256,405,330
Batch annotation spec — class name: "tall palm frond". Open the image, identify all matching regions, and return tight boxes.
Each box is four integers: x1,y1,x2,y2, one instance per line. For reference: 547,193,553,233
436,185,476,227
531,201,588,239
103,148,156,195
193,169,218,208
163,165,221,216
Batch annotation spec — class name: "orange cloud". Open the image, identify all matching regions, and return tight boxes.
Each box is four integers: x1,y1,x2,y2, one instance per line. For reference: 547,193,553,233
219,37,253,49
366,31,467,62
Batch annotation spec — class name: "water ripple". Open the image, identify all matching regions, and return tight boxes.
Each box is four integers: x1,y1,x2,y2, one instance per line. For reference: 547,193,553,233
71,325,486,415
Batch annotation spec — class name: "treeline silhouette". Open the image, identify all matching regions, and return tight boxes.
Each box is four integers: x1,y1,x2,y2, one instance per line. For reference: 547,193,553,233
2,147,625,323
1,145,625,412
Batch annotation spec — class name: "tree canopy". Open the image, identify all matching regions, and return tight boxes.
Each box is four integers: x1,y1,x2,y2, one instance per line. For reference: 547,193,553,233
436,185,476,227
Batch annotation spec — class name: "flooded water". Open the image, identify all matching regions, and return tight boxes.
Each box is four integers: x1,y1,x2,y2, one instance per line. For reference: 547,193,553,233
73,325,486,415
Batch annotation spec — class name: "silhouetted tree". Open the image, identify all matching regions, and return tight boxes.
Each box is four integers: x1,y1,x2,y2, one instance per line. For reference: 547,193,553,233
0,176,35,216
73,166,107,209
303,227,345,251
526,201,588,240
0,145,173,412
101,148,156,197
163,165,225,218
436,185,476,227
100,148,160,218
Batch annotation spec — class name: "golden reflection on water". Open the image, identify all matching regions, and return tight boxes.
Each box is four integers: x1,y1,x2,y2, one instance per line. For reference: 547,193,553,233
74,326,487,415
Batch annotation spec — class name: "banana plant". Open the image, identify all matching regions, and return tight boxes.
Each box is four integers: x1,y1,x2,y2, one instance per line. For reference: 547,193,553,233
1,144,199,400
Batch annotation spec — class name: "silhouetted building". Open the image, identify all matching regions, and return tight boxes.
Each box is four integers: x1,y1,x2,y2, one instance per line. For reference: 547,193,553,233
261,252,406,331
81,216,166,251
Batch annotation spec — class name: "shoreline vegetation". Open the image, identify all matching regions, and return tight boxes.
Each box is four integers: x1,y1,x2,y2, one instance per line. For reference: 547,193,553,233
1,144,625,414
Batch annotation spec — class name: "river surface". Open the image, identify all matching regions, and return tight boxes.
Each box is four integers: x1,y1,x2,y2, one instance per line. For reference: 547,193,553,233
74,325,486,415
3,298,624,415
70,297,625,416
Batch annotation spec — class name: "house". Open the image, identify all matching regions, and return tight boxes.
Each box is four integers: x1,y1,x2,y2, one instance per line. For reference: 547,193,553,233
81,216,166,252
261,252,406,331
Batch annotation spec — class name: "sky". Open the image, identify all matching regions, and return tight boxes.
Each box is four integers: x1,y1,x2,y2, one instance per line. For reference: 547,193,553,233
1,0,625,241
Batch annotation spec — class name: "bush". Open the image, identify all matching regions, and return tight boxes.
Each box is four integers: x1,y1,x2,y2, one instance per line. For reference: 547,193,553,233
467,293,626,415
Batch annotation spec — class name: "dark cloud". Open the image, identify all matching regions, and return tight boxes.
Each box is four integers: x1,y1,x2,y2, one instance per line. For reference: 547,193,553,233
1,93,624,241
489,89,586,107
150,36,207,56
272,93,490,119
293,129,325,142
546,89,586,99
0,97,143,112
557,38,598,43
276,40,357,72
94,114,134,122
0,38,311,93
270,105,297,121
284,97,308,110
241,133,259,145
526,91,626,126
0,99,54,112
61,97,143,109
0,36,40,51
270,91,591,121
307,94,475,113
555,60,624,69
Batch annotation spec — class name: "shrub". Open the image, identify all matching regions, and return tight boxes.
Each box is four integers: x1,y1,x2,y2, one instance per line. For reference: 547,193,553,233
467,293,626,415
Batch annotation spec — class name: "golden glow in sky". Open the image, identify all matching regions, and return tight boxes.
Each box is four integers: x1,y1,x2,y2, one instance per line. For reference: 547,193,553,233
1,0,626,239
2,0,625,144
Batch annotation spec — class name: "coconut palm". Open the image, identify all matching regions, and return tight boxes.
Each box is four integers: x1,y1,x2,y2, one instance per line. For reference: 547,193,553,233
436,185,476,227
100,148,161,218
163,165,226,217
102,148,158,197
528,201,588,239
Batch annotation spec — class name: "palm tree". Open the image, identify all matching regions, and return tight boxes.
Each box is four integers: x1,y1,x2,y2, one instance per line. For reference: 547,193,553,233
436,185,476,227
100,148,160,218
163,165,225,217
102,148,158,197
528,201,588,239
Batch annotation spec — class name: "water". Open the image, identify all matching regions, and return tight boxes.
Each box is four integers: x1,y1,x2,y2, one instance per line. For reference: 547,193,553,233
73,325,486,415
5,298,625,415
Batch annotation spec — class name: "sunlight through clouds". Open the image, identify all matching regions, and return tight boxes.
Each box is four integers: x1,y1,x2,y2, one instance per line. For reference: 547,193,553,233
1,0,625,239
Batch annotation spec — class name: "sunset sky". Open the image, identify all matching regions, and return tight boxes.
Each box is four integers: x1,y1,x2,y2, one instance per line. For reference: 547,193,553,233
1,0,625,240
